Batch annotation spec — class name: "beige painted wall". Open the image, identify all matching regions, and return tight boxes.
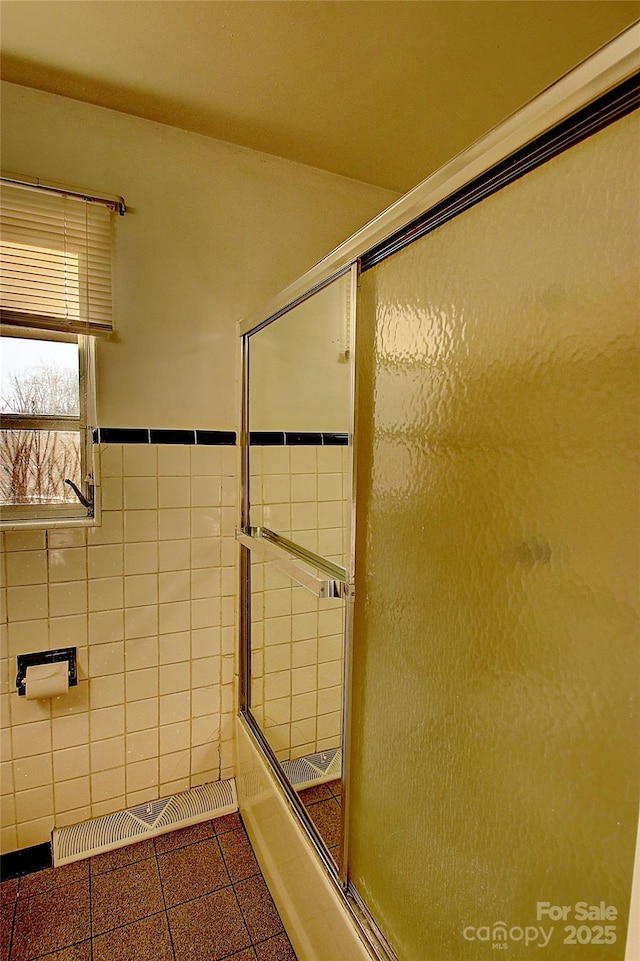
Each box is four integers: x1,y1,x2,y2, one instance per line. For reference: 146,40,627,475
0,81,397,430
0,81,396,853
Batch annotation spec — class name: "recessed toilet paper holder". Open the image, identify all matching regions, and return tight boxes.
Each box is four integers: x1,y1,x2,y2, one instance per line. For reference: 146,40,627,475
16,648,77,696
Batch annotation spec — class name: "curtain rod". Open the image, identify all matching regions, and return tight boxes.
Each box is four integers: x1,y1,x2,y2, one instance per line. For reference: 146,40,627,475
1,172,126,215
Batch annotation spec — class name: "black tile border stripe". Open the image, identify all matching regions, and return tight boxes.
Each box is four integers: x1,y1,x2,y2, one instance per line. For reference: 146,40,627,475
0,841,52,880
196,430,236,447
150,429,195,445
285,431,322,446
249,431,285,446
249,431,349,446
95,428,149,444
93,428,236,446
320,432,349,446
92,428,346,446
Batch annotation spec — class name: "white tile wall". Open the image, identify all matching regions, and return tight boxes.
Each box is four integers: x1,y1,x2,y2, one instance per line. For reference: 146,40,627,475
0,442,237,854
248,444,348,763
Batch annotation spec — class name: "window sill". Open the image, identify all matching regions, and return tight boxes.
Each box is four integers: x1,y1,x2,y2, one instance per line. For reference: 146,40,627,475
0,513,99,533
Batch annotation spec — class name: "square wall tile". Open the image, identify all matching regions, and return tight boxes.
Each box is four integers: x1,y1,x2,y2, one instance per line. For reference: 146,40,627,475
6,551,47,587
53,745,90,782
88,510,123,546
190,627,221,661
192,597,220,630
7,619,49,657
159,601,190,636
159,539,191,572
90,674,125,709
7,585,48,621
159,749,189,785
101,476,123,511
12,719,52,758
88,577,124,613
191,715,219,747
14,784,54,823
158,571,190,604
191,687,219,718
190,477,221,508
48,548,87,583
54,769,91,814
91,736,125,772
126,758,159,794
125,605,158,640
159,662,190,696
157,446,190,476
159,510,190,541
51,680,89,716
89,610,124,646
49,614,87,651
122,444,156,476
93,796,126,818
124,477,158,511
159,691,190,725
9,692,49,727
194,506,222,539
126,729,159,763
125,542,159,576
49,581,87,618
100,443,123,477
4,531,46,552
126,697,159,733
89,545,124,579
125,636,158,672
125,574,158,609
126,668,159,703
17,815,55,848
159,721,190,755
190,538,219,570
52,712,90,750
91,705,125,742
290,447,317,473
89,641,125,677
124,510,158,543
92,767,125,803
12,754,52,792
159,476,190,509
159,631,190,665
190,446,222,476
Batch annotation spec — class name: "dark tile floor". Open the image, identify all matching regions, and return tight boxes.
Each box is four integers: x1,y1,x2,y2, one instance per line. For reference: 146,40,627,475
0,813,298,961
298,779,341,863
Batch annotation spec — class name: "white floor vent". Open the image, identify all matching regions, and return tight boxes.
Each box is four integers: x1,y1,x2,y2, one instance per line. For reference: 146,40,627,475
53,778,237,866
282,748,341,790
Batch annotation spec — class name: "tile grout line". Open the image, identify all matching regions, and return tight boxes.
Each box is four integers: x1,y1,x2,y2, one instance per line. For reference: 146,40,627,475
215,828,256,956
3,817,296,961
89,862,94,961
151,840,178,961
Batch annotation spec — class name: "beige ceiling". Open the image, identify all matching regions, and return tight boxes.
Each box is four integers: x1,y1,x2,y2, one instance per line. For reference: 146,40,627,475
1,1,638,193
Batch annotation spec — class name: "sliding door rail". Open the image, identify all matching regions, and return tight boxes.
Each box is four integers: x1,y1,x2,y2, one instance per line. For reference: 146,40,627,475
238,25,639,337
360,69,640,270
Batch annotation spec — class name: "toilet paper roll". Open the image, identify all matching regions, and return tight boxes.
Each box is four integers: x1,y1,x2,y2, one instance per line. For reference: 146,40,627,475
24,661,69,699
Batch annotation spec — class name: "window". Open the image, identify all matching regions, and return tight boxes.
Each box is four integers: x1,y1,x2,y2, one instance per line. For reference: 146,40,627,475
0,176,122,527
1,328,94,523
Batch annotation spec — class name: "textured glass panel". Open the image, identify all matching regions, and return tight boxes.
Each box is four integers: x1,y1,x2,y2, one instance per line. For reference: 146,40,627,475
350,111,639,961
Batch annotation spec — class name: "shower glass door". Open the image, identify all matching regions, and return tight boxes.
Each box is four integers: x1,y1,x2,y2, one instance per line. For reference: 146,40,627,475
349,108,639,960
240,269,355,870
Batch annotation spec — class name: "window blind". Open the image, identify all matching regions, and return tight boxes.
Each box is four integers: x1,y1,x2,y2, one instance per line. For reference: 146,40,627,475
0,179,116,335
